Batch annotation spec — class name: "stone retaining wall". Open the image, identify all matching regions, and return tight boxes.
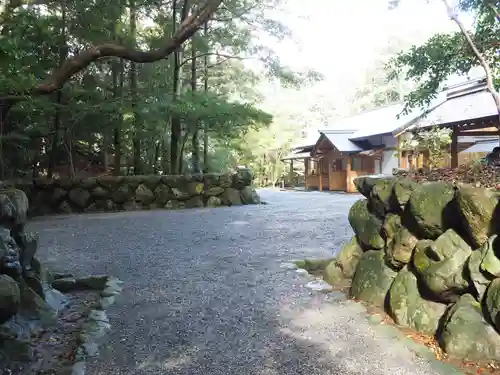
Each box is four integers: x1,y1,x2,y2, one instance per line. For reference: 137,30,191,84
3,171,261,216
322,176,500,361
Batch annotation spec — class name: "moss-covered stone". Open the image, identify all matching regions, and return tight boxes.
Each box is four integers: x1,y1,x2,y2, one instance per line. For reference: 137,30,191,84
388,268,446,335
407,182,458,239
392,178,418,209
348,199,384,250
0,274,20,324
455,185,499,249
350,250,398,307
412,230,472,302
382,214,402,246
468,236,498,299
439,294,500,361
386,227,418,270
484,278,500,331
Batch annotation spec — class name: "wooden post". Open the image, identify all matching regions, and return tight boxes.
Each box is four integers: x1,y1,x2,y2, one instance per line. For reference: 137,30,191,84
289,159,294,187
451,127,458,168
346,155,352,193
304,158,309,189
327,154,332,191
318,158,323,191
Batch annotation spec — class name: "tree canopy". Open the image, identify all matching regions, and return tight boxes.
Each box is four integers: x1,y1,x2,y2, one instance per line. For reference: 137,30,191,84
0,0,320,181
387,0,500,113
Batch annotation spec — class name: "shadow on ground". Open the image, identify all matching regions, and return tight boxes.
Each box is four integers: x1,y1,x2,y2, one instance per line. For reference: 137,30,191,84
28,190,446,375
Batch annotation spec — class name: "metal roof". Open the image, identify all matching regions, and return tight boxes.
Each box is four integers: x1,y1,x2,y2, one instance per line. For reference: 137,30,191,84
407,89,497,130
462,139,498,153
319,130,363,152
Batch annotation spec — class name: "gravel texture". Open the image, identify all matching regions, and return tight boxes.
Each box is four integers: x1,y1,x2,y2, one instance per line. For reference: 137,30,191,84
28,189,461,375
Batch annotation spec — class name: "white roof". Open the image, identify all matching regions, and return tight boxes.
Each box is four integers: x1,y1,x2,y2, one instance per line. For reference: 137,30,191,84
462,139,498,153
405,89,497,131
320,130,363,152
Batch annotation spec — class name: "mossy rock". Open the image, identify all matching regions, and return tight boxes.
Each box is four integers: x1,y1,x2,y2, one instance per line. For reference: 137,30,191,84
406,182,458,239
385,226,418,270
412,230,472,302
468,236,498,299
439,294,500,361
388,268,446,335
350,250,398,307
348,199,384,250
455,185,499,248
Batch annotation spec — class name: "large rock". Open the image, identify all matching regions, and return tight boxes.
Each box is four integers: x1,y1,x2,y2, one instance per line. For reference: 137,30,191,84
392,178,418,210
154,184,173,206
484,278,500,331
368,177,398,217
222,188,242,206
232,168,253,188
388,268,446,335
406,182,458,239
385,226,419,270
468,236,499,299
381,214,402,247
439,294,500,360
353,176,381,197
412,230,472,302
240,186,261,204
0,228,21,279
135,184,154,204
455,185,499,248
348,199,384,250
0,189,29,228
0,274,21,324
68,187,91,208
323,237,363,285
350,250,398,307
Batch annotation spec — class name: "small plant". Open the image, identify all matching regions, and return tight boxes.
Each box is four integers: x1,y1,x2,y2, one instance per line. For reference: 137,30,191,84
399,126,452,169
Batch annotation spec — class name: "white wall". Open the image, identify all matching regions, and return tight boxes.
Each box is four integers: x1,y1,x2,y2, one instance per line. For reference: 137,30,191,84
382,150,398,174
381,135,398,175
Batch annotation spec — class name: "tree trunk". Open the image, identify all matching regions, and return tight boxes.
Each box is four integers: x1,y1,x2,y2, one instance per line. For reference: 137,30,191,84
190,37,200,173
48,0,67,179
203,21,209,172
170,0,189,174
129,0,142,175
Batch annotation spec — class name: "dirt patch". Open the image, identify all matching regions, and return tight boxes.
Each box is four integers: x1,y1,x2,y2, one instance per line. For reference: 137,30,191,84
0,290,100,375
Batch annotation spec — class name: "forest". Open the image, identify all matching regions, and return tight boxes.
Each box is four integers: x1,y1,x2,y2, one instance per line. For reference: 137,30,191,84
0,0,322,184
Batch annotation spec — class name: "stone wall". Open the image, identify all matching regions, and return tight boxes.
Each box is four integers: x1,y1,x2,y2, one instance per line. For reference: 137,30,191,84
323,176,500,361
4,171,261,216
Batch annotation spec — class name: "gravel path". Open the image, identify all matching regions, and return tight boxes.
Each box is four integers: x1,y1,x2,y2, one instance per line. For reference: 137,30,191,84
29,189,462,375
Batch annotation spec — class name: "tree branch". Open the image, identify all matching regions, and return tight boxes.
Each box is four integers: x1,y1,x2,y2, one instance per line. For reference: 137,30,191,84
442,0,500,124
487,1,500,23
0,0,224,118
180,52,246,67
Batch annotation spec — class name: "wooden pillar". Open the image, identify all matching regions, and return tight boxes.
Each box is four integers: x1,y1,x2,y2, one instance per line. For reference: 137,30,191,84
346,156,352,193
289,159,294,187
318,158,323,191
327,154,332,191
451,127,458,168
304,159,309,189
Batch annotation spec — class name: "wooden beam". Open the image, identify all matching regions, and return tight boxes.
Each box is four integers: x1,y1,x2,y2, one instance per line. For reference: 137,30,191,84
304,159,309,189
457,131,499,137
451,127,459,168
327,154,332,191
346,156,352,193
318,160,323,191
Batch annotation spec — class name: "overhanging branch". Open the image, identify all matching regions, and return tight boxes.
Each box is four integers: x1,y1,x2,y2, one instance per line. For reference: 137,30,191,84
0,0,224,118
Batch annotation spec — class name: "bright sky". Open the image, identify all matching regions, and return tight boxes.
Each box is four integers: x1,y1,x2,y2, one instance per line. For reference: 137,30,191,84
255,0,476,125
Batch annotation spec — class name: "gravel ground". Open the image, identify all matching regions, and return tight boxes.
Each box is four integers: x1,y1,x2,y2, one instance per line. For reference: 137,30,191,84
28,189,461,375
